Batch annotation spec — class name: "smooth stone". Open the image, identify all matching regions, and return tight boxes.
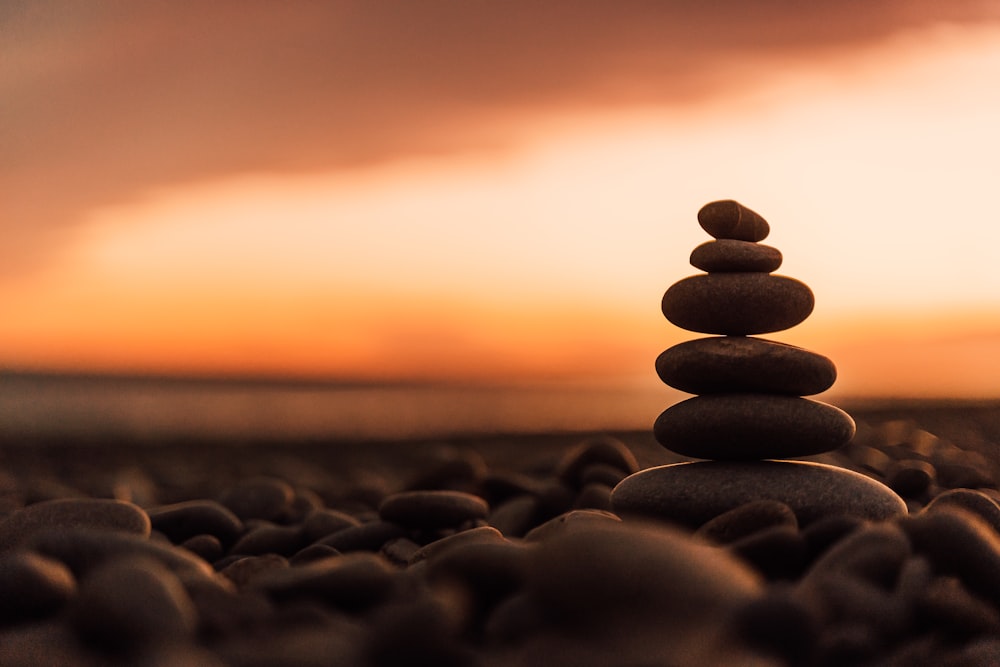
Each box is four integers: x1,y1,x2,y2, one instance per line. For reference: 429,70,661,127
408,525,505,565
662,273,814,335
802,522,911,589
654,395,856,459
612,461,907,529
656,336,837,395
179,534,224,563
690,239,782,273
316,520,407,553
697,200,770,241
301,508,361,543
510,520,765,665
899,505,1000,607
218,476,295,522
71,555,197,651
146,500,244,547
249,552,397,611
229,523,304,557
727,525,806,580
554,435,639,489
924,488,1000,535
695,499,798,545
378,490,489,530
0,499,151,553
0,551,77,624
886,460,936,499
218,554,289,588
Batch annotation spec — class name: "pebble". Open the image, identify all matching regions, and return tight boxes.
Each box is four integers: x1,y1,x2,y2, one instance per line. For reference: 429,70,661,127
554,435,639,488
727,525,806,580
612,461,908,528
249,552,397,612
690,239,782,273
656,336,837,396
487,495,540,538
523,509,622,542
317,520,408,553
695,499,798,545
218,476,295,522
218,553,288,588
147,500,244,547
899,505,1000,607
179,534,224,563
697,199,770,241
378,490,489,530
0,498,151,553
924,488,1000,535
229,523,304,557
662,273,815,335
300,508,361,543
29,526,214,579
71,555,197,651
408,526,505,565
654,395,856,459
0,551,77,624
802,522,911,589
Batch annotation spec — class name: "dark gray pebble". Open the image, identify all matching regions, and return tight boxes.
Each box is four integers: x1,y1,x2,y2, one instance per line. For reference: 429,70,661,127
917,575,1000,639
555,436,639,488
147,500,244,547
800,514,866,564
697,199,770,242
803,522,911,589
291,543,343,566
72,555,197,651
179,534,224,563
218,476,295,522
925,488,1000,535
229,523,304,557
523,509,622,543
250,552,397,611
408,525,505,565
656,336,836,395
378,490,489,530
300,508,361,543
899,505,1000,607
887,459,936,498
572,482,613,512
317,520,408,553
728,525,806,581
219,553,289,588
690,239,782,272
654,395,856,459
730,585,820,665
0,551,77,624
612,461,907,528
30,526,213,578
0,498,151,553
696,499,798,545
488,495,540,538
662,273,814,335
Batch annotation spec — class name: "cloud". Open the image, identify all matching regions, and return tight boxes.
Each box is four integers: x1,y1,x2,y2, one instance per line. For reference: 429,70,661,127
3,0,999,275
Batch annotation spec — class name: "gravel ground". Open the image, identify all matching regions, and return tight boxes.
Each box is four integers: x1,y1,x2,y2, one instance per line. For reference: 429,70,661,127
2,404,1000,666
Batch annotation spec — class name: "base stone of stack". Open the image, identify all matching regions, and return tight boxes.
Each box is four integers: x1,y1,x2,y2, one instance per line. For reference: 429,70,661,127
611,460,907,529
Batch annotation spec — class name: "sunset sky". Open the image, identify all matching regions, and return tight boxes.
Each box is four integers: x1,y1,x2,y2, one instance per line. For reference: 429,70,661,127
4,1,1000,398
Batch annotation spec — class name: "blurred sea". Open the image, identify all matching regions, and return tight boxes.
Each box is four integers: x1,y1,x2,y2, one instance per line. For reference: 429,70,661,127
0,372,673,444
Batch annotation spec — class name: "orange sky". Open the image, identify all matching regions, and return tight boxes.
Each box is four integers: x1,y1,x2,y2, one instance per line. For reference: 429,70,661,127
4,2,1000,397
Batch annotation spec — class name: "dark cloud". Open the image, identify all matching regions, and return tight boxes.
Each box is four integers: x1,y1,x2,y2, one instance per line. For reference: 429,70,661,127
3,0,998,274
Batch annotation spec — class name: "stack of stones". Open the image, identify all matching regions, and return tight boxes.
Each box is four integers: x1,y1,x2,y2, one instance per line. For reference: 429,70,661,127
612,200,906,528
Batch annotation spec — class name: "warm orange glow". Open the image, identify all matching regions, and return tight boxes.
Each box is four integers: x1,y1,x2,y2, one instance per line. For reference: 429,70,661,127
4,14,1000,397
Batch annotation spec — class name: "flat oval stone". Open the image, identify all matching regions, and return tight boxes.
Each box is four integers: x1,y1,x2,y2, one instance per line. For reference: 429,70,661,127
654,395,856,459
378,490,489,529
656,336,837,395
0,551,77,624
690,240,782,273
611,460,907,528
146,500,244,547
662,273,814,335
0,499,151,553
697,200,769,241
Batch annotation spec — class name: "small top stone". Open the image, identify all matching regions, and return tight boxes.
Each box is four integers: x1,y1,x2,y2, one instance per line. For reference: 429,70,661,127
698,200,769,242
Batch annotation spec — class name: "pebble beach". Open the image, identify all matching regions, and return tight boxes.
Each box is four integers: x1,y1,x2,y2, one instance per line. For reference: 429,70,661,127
1,404,1000,666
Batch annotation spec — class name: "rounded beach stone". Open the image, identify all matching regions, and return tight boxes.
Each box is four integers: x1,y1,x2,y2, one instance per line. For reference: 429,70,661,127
378,490,489,530
316,520,408,553
0,551,77,624
250,552,397,611
697,200,770,242
555,435,639,488
695,499,798,545
690,239,782,273
72,555,197,650
0,498,151,553
218,476,294,522
611,460,907,529
146,500,244,547
662,273,814,335
654,395,856,459
656,336,837,395
924,489,1000,535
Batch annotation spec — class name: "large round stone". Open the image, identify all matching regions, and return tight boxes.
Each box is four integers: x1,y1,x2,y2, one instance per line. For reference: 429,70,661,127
690,240,782,273
654,394,855,460
697,200,769,242
656,336,837,395
662,273,814,335
611,461,907,528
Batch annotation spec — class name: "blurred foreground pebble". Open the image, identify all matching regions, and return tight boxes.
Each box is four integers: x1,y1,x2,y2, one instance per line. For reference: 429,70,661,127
0,422,999,665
